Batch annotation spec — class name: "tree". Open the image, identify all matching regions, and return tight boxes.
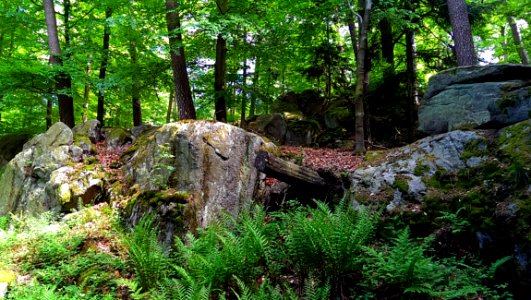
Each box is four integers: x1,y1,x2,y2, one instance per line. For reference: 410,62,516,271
353,0,371,154
447,0,477,66
97,7,113,126
165,0,196,120
507,16,529,64
43,0,75,128
129,40,142,126
214,0,229,122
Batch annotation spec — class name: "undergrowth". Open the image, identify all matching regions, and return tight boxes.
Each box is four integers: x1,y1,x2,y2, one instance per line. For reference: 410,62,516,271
0,200,512,299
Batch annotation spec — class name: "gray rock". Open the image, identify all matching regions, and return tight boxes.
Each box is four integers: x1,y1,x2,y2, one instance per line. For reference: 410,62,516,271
0,122,106,216
72,120,101,154
122,121,276,229
251,114,288,143
350,130,489,211
419,64,531,135
103,127,132,148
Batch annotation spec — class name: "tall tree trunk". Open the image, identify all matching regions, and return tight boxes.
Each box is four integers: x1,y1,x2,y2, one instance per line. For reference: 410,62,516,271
249,56,260,119
46,97,53,129
63,0,71,46
166,88,174,123
97,8,112,126
405,29,418,142
353,0,371,154
501,25,509,62
347,17,358,66
380,18,394,77
129,41,142,126
43,0,75,128
82,54,92,123
214,34,228,122
240,58,248,127
165,0,196,120
507,16,529,65
447,0,477,66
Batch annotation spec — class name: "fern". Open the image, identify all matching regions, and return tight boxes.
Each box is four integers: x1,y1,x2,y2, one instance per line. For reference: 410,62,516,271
281,201,376,278
122,214,170,291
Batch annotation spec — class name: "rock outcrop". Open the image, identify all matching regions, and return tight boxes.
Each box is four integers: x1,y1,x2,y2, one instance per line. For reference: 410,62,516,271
350,129,489,211
0,122,107,216
350,120,531,291
121,121,275,240
418,64,531,135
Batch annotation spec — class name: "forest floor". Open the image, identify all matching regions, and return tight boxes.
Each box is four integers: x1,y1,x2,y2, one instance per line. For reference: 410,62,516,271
279,145,363,173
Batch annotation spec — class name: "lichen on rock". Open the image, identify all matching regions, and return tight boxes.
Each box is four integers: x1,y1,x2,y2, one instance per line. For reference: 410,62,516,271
121,121,276,231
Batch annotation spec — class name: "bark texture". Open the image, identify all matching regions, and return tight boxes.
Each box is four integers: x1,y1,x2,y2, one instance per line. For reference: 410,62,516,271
165,0,196,120
447,0,477,66
353,0,371,154
214,34,228,122
129,41,142,126
43,0,75,128
97,8,112,126
508,16,529,65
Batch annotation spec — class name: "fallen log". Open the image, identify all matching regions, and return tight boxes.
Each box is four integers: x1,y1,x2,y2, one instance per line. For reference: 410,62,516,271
254,151,327,187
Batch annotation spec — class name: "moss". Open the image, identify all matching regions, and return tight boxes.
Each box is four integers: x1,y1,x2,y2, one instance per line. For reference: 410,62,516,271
393,176,409,194
461,139,488,161
364,150,388,166
85,157,98,165
414,162,430,176
125,189,190,216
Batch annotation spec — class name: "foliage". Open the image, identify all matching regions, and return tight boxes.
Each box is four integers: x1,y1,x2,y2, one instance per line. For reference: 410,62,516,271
122,214,170,291
0,200,512,299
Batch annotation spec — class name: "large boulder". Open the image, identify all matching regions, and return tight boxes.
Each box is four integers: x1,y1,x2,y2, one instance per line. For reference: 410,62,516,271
350,120,531,295
418,64,531,135
122,121,275,237
0,122,107,216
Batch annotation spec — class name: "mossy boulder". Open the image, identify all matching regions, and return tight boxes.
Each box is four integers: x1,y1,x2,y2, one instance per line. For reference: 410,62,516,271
122,121,276,230
418,64,531,135
72,120,101,154
351,130,489,210
0,122,107,216
351,120,531,296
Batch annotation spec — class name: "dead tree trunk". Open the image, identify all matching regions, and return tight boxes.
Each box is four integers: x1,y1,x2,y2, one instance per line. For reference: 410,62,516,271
254,151,345,204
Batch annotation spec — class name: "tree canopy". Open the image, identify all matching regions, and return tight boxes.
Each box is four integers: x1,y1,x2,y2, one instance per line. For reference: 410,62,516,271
0,0,528,143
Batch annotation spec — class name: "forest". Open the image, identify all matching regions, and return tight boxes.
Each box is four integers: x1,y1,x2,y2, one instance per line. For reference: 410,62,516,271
0,0,528,144
0,0,530,299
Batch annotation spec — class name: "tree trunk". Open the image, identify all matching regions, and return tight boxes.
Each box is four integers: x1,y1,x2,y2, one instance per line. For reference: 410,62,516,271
129,41,142,127
447,0,477,66
405,29,418,142
347,17,358,66
165,0,196,120
166,88,174,123
46,98,53,129
501,25,509,63
240,58,248,127
249,56,259,119
97,8,112,126
214,34,228,122
353,0,371,154
507,16,529,65
82,54,92,123
43,0,75,128
380,17,394,77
